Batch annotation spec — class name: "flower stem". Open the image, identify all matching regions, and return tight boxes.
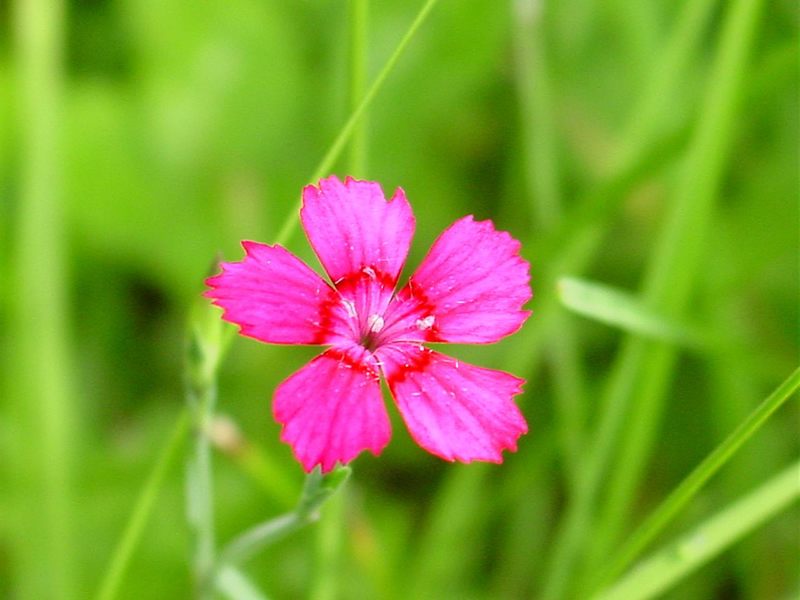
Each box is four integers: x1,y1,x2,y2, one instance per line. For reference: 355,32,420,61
210,467,351,581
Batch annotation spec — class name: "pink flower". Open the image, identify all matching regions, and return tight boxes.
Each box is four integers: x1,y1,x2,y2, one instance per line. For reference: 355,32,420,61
205,176,532,472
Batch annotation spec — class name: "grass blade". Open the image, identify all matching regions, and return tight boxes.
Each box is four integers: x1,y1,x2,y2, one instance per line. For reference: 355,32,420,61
541,0,766,596
595,459,800,600
273,0,440,247
585,0,766,574
216,567,271,600
95,410,191,600
591,366,800,591
9,0,75,596
557,276,701,346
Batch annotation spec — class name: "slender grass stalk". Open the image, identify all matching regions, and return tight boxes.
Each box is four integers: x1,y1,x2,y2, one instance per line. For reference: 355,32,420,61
9,0,75,597
611,0,719,172
96,410,191,600
93,2,440,594
590,366,800,592
347,0,369,178
595,459,800,600
585,0,765,576
541,0,765,596
513,0,561,229
511,0,585,488
273,0,440,247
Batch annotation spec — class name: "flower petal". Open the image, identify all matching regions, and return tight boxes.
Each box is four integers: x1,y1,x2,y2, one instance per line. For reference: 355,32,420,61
377,343,528,463
301,176,415,287
274,345,391,472
389,216,532,344
205,241,347,345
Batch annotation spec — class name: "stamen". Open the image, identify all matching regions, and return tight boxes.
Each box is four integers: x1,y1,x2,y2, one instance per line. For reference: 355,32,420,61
367,314,385,333
416,315,435,331
341,298,357,318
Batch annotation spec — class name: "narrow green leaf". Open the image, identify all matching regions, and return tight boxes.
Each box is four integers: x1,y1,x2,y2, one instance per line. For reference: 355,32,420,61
595,459,800,600
273,0,440,247
216,567,271,600
95,411,191,600
591,365,800,592
557,277,701,346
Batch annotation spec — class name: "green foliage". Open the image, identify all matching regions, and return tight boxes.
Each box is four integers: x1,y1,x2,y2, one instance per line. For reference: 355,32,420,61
1,0,797,598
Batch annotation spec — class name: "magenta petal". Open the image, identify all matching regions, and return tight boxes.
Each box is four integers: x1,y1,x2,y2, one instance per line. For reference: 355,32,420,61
274,345,391,472
205,241,346,345
301,176,415,286
377,343,528,464
397,216,532,344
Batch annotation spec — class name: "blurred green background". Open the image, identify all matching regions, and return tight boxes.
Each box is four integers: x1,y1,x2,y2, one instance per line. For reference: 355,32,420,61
1,0,798,598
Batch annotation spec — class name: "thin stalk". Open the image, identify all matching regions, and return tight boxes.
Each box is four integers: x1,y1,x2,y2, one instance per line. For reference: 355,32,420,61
590,366,800,592
310,489,347,600
347,0,369,178
96,410,191,600
211,467,350,576
595,459,800,600
541,0,765,596
511,0,584,486
187,370,218,597
273,0,440,246
512,0,561,229
9,0,74,596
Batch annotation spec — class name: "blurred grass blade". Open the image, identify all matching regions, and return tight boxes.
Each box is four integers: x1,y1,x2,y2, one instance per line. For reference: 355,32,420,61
595,459,800,600
541,0,766,596
557,277,701,346
9,0,75,596
585,0,767,575
591,366,800,591
216,567,271,600
273,0,439,246
95,410,191,600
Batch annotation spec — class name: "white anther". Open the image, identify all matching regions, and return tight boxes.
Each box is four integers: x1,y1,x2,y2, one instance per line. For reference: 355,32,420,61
362,266,377,280
367,314,385,333
416,315,435,331
341,298,357,318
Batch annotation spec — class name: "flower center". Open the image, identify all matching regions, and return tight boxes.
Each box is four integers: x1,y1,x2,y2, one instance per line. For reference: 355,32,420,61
360,313,385,351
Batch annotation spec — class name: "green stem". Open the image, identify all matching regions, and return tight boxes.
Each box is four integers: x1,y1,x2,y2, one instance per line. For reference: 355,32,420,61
590,366,800,592
273,0,440,247
10,0,74,596
96,410,191,600
595,459,800,600
347,0,369,178
186,320,223,597
512,0,561,229
212,468,351,576
511,0,585,488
